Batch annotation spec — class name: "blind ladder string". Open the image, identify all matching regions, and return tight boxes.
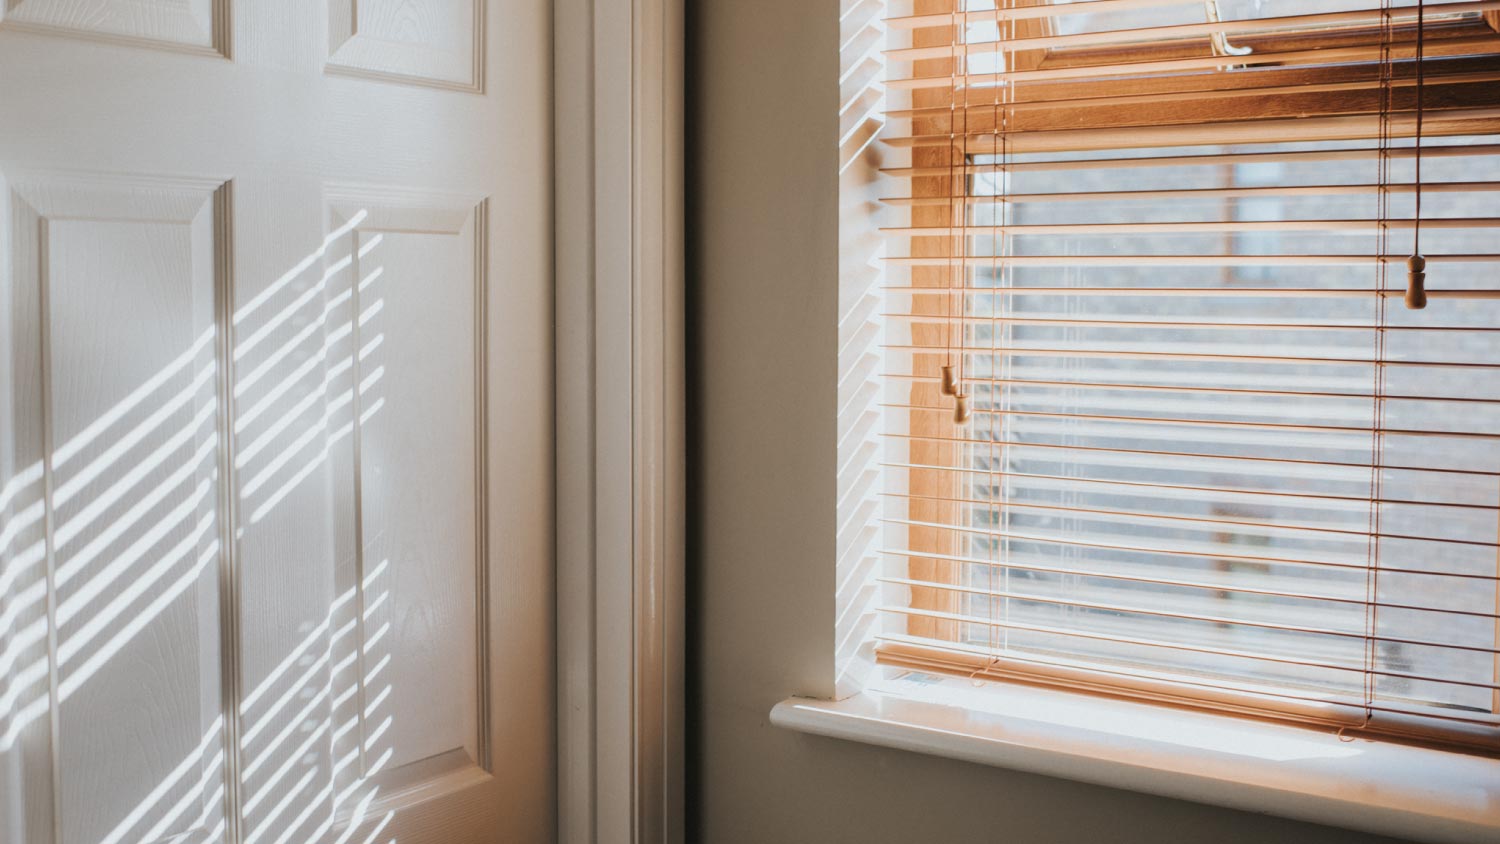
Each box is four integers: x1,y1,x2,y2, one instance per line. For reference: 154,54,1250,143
940,4,966,414
993,0,1009,670
940,5,955,398
964,0,1011,685
953,8,973,426
969,0,998,683
1354,0,1398,738
974,0,1014,684
1493,469,1500,716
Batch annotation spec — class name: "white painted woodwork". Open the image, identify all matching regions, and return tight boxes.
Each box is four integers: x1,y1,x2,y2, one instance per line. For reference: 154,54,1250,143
0,3,553,843
0,0,224,56
1,171,229,844
327,0,484,91
323,189,488,805
554,0,685,839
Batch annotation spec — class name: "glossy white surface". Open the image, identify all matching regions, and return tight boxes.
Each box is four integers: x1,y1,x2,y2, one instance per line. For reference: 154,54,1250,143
0,2,553,841
773,677,1500,844
554,0,686,840
326,0,484,91
0,0,222,55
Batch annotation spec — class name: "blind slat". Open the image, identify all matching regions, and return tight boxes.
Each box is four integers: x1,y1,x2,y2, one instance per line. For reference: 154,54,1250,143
886,403,1500,437
880,142,1500,176
884,217,1500,234
879,348,1500,371
883,316,1500,334
881,431,1500,479
880,254,1500,266
882,180,1500,205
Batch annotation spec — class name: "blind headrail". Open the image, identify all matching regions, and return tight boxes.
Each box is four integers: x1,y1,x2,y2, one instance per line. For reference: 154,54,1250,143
883,1,1500,60
883,0,1496,29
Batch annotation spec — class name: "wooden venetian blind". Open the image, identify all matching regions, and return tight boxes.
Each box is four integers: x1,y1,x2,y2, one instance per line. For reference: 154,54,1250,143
872,0,1500,751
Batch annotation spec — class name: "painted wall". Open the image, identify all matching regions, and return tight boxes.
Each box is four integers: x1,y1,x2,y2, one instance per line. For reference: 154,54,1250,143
684,1,1415,841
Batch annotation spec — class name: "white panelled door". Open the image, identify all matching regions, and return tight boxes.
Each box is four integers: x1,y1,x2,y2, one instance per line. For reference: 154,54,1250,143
0,2,553,843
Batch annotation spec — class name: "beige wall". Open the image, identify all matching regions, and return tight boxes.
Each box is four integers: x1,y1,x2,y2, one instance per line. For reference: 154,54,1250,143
684,1,1417,842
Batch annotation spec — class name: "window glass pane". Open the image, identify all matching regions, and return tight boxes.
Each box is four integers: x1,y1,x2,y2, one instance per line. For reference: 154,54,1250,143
880,137,1500,716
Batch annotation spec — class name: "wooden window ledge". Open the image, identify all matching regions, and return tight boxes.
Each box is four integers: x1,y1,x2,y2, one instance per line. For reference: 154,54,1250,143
772,674,1500,844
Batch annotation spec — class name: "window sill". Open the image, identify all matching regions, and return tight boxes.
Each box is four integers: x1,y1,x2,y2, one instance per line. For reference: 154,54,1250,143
771,674,1500,844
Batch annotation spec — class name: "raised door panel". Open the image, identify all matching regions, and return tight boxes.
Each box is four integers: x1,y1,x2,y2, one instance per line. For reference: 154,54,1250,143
0,169,54,844
2,171,232,844
323,187,489,826
0,0,224,55
326,0,483,91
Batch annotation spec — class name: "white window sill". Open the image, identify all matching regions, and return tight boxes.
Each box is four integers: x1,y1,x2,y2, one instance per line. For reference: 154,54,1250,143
772,674,1500,844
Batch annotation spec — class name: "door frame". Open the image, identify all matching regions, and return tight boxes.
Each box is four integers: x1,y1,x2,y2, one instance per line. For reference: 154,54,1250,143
554,0,686,841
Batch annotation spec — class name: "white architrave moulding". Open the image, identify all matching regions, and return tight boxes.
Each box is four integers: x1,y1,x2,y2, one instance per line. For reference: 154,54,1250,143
555,0,686,841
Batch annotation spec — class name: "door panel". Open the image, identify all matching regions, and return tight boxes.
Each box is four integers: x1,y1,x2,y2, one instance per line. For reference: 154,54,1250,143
4,171,231,844
323,191,490,806
0,0,224,56
327,0,483,90
0,2,553,843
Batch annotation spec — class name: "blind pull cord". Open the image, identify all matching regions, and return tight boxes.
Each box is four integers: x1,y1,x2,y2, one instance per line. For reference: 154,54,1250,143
945,363,971,425
944,6,972,425
940,364,960,396
1407,0,1430,309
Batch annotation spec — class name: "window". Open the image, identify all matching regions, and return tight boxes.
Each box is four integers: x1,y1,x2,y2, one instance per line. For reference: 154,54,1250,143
844,0,1500,753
